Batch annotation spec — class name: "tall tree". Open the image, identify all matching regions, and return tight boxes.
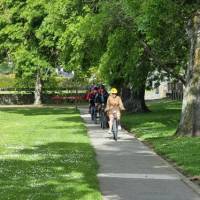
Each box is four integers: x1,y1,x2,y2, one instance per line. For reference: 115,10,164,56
0,0,58,104
59,0,152,112
177,10,200,136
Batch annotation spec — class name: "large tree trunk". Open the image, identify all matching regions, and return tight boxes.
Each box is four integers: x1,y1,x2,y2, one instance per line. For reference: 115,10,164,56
34,71,42,105
176,11,200,136
121,85,150,113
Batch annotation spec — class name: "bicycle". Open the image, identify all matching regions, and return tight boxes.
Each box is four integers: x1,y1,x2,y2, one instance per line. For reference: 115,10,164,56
91,104,99,124
111,111,118,141
99,103,108,129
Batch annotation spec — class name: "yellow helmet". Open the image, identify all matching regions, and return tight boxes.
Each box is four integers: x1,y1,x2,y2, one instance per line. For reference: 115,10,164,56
110,88,118,94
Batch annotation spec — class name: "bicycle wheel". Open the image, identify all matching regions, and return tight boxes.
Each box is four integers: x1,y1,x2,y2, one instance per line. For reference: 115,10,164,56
112,119,118,141
94,108,97,124
100,111,103,128
102,112,107,129
91,106,95,121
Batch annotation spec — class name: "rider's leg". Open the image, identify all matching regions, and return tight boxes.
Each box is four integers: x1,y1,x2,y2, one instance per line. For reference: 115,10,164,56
89,104,91,113
108,114,114,133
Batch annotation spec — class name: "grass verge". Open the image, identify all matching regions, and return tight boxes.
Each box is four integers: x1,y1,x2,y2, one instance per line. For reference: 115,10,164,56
0,107,102,200
122,99,200,177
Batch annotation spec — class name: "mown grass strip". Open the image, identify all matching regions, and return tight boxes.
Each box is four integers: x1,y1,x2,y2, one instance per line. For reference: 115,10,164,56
0,107,102,200
122,100,200,177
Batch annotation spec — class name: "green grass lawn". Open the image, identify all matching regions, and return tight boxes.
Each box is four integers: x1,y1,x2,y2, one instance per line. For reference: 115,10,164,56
122,99,200,177
0,107,102,200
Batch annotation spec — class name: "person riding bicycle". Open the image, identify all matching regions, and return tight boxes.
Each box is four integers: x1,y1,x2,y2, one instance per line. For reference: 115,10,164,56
95,85,109,126
88,86,98,114
96,85,109,105
105,88,125,134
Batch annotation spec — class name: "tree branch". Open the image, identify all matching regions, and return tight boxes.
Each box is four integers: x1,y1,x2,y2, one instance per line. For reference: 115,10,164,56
141,40,186,85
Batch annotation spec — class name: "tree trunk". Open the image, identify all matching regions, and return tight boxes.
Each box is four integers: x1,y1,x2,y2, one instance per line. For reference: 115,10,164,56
176,11,200,136
34,71,42,105
121,85,150,113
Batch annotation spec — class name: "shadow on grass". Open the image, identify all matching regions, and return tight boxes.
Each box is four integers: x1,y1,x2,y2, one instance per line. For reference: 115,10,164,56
147,136,200,175
0,142,100,200
122,100,200,175
122,101,182,139
0,107,84,124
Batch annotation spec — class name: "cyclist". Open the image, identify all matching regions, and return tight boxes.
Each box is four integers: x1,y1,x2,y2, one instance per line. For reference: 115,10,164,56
89,86,99,118
86,87,93,113
96,85,109,105
94,85,109,127
105,88,125,134
84,87,91,104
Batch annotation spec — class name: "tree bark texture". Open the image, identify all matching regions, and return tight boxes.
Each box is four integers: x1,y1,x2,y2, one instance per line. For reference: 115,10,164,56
121,85,150,113
176,11,200,136
34,71,42,105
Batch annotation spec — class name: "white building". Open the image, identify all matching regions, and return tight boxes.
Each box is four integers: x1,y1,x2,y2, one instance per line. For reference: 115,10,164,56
145,82,183,100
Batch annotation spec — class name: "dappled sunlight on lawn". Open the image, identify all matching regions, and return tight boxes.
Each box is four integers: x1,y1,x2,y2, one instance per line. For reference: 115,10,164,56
0,107,102,200
122,99,200,176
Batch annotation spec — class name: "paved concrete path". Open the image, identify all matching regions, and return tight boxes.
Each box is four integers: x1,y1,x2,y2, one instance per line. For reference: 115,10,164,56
79,107,200,200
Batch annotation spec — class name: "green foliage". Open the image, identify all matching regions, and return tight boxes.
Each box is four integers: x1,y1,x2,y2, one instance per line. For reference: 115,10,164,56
0,107,102,199
0,0,58,86
122,100,200,176
0,74,15,88
58,0,192,90
0,0,199,93
138,0,188,69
